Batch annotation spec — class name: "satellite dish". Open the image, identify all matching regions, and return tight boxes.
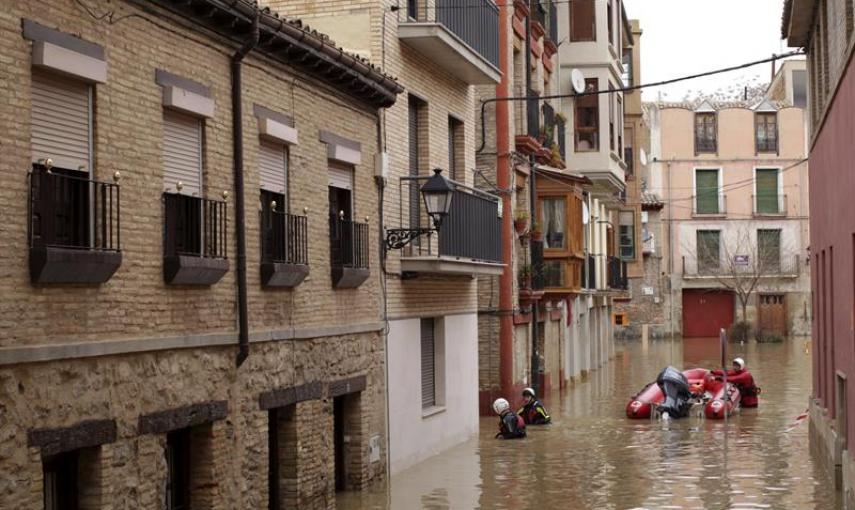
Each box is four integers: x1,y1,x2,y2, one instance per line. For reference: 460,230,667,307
570,69,586,95
639,148,648,166
582,201,590,225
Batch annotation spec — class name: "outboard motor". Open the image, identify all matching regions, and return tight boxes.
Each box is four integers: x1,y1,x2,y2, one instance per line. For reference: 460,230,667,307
656,366,692,418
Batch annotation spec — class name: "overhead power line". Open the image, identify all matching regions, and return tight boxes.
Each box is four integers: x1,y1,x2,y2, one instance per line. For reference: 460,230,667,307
477,50,805,153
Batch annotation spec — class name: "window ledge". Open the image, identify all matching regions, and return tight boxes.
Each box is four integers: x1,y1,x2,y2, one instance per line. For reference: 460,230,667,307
422,406,446,419
691,213,727,219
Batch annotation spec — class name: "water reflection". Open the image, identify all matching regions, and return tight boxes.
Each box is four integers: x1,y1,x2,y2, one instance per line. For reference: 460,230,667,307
339,338,839,509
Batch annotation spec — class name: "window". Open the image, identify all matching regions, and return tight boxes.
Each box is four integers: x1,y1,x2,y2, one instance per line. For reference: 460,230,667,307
755,113,778,153
621,48,633,87
421,318,437,409
694,113,717,153
755,168,781,214
607,0,614,46
448,116,463,182
166,429,191,510
543,259,565,287
613,312,628,326
758,229,781,271
570,0,596,42
43,451,78,510
619,211,635,260
694,169,721,215
541,197,566,250
408,96,425,231
328,162,357,267
575,79,599,151
407,0,417,20
609,84,615,151
697,230,721,272
163,109,203,196
624,126,634,176
617,95,623,155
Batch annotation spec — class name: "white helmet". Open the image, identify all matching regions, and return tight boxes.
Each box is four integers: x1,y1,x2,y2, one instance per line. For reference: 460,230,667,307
522,387,536,398
733,357,745,370
492,398,510,415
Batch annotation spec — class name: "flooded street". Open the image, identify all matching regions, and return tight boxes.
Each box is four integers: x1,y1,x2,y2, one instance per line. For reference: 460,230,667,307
340,338,839,510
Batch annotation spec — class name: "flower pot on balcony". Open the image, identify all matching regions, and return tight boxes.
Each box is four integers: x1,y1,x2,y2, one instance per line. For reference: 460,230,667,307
530,230,544,243
514,219,528,235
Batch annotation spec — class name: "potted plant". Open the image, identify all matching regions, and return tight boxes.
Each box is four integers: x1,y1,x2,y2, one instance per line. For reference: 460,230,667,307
530,221,543,242
513,209,529,234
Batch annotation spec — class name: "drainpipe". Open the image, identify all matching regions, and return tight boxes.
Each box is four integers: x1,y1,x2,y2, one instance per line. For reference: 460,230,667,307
233,7,260,368
497,0,514,404
525,5,541,398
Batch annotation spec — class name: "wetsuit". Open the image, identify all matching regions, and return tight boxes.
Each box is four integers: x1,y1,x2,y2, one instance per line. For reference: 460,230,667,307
519,400,551,425
712,369,759,407
496,411,527,439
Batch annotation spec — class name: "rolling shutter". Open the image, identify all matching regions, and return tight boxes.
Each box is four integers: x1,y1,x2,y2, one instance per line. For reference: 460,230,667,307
259,140,287,194
420,318,436,409
163,109,202,195
31,69,91,172
328,162,353,190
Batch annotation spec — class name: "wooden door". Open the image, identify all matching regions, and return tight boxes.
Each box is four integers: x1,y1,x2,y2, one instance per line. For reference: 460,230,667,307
758,293,787,336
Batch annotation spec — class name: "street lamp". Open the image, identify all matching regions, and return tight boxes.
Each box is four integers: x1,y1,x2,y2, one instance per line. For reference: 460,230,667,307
385,168,455,250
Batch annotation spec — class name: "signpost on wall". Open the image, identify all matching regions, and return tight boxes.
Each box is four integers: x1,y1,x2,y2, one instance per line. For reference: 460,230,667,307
734,255,750,266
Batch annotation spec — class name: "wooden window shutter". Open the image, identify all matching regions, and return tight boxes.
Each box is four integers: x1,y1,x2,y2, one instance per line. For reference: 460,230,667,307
163,109,202,195
420,318,436,409
31,69,91,172
259,139,287,195
571,0,596,41
695,169,719,214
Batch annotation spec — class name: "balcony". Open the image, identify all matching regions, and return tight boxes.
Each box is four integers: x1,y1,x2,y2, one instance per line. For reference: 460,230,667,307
692,194,727,217
682,254,801,280
582,254,596,290
607,256,628,291
397,176,503,276
28,167,122,284
542,257,585,295
260,210,309,287
752,194,788,217
163,193,228,285
398,0,501,84
330,216,370,288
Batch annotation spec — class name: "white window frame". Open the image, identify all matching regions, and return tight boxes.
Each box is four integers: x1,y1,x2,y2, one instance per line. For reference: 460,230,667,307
752,166,784,213
692,166,724,214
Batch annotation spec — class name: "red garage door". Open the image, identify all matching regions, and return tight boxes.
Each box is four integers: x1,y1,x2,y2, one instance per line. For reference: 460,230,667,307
682,289,734,338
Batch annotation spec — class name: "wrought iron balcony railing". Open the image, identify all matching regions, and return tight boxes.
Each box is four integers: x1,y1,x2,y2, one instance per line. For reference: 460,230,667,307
261,210,308,265
692,193,727,216
398,176,501,264
607,256,628,290
330,216,369,270
752,194,788,216
682,254,801,278
163,193,227,259
403,0,500,69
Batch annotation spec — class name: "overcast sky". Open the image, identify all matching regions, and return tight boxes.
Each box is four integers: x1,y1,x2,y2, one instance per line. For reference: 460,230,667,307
623,0,799,101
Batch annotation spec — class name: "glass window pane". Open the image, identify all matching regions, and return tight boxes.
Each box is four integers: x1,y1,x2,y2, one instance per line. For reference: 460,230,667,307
541,198,566,249
543,260,565,287
697,230,720,271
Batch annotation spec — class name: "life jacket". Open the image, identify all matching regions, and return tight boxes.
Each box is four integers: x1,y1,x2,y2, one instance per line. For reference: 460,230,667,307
520,400,552,425
498,411,527,439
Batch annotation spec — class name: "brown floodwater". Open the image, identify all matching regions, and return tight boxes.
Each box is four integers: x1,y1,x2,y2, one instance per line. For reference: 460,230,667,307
339,338,840,509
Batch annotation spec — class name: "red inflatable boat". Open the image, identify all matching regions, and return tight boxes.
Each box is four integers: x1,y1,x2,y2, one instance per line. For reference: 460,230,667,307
702,371,741,419
626,368,709,419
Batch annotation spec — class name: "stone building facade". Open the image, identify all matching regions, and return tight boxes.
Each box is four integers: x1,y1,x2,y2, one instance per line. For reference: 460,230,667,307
0,1,403,508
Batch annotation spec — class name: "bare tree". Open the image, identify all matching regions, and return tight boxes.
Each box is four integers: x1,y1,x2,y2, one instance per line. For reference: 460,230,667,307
687,227,791,324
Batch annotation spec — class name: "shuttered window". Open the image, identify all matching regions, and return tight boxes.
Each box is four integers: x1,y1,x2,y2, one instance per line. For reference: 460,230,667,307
697,230,720,272
163,110,202,195
31,69,92,172
755,168,780,214
328,162,353,190
259,140,287,196
421,318,436,409
695,169,720,214
408,96,423,231
758,229,781,270
571,0,596,41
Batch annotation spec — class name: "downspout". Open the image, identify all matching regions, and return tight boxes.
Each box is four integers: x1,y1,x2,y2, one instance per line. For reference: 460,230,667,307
525,5,541,397
497,0,514,401
233,7,260,367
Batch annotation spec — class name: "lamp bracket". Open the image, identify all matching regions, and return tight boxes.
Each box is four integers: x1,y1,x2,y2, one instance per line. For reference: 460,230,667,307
385,228,435,250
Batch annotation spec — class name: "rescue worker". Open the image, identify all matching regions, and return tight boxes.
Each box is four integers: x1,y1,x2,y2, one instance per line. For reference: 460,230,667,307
712,357,760,407
518,387,551,425
493,398,526,439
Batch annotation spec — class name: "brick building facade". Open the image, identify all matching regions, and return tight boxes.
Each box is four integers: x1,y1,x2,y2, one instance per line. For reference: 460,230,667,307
0,1,403,508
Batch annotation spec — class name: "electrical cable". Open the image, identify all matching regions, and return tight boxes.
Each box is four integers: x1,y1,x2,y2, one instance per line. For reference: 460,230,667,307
477,50,805,153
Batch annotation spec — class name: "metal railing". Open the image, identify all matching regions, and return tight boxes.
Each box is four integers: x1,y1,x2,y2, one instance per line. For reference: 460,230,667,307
28,167,120,252
542,101,556,149
330,216,369,269
582,254,596,289
163,193,227,259
527,88,541,140
557,117,566,160
752,194,788,216
530,0,546,27
607,256,628,290
398,176,502,263
261,211,308,265
402,0,500,69
682,254,801,278
692,193,727,216
547,1,558,42
624,147,634,176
